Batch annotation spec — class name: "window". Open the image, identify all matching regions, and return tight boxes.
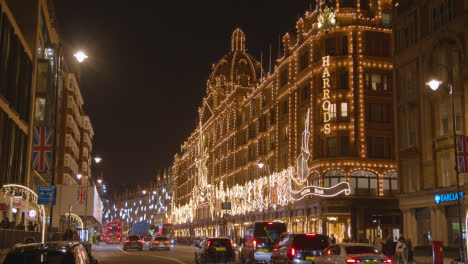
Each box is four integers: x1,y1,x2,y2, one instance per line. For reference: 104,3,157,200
270,108,276,124
375,137,385,158
281,125,289,143
252,100,257,115
455,99,462,132
34,97,46,122
342,36,348,55
340,0,356,8
326,38,336,56
382,13,391,28
242,109,247,123
281,100,288,116
300,84,310,105
440,103,449,136
330,103,337,121
339,71,348,90
262,93,267,107
270,132,276,150
441,153,451,187
341,136,350,156
279,68,288,87
340,102,348,122
327,137,337,157
299,50,309,72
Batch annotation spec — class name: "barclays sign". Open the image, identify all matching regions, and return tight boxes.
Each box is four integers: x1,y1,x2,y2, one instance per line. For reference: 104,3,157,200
434,192,464,204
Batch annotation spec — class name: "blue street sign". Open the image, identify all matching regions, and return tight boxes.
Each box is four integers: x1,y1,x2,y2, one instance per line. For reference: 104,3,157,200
38,186,57,205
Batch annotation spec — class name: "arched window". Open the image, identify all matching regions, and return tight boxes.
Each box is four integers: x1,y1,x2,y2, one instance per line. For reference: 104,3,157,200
383,171,398,196
310,171,321,186
348,170,378,196
323,169,346,187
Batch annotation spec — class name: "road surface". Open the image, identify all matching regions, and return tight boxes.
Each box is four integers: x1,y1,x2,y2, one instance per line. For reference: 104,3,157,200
92,243,196,264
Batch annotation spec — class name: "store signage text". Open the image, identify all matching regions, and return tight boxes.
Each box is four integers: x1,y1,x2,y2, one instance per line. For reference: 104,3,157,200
322,56,331,134
291,182,351,200
434,192,464,204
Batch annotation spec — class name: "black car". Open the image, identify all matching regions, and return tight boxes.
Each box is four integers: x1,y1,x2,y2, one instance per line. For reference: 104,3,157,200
239,221,287,264
123,235,143,251
2,241,98,264
195,238,235,264
271,233,329,264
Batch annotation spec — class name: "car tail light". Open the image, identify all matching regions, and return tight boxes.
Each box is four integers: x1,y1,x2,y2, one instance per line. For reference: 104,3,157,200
125,240,130,243
383,259,392,263
287,247,296,259
253,240,257,249
138,240,143,243
230,240,233,247
164,240,170,243
267,222,273,225
306,233,316,236
207,240,211,247
346,258,362,264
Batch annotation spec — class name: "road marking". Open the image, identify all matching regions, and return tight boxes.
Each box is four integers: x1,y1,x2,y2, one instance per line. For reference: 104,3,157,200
119,248,187,264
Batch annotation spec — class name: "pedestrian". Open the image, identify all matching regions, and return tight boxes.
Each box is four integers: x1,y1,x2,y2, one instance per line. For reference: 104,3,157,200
395,237,407,264
374,234,384,252
406,238,413,264
330,234,336,244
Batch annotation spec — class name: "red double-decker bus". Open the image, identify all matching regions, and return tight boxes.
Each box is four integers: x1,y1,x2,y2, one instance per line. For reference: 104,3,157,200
106,222,122,244
157,223,174,238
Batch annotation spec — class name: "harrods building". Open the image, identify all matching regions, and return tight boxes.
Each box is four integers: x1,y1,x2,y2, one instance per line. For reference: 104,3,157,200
172,0,399,243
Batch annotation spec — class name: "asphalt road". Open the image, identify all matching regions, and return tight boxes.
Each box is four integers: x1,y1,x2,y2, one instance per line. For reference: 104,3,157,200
92,243,196,264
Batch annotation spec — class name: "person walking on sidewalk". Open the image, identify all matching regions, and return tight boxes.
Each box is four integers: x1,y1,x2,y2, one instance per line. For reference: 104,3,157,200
395,237,407,264
374,234,384,252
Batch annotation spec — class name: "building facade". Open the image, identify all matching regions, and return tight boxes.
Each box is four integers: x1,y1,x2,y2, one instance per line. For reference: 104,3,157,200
172,0,399,243
0,0,60,236
393,0,467,247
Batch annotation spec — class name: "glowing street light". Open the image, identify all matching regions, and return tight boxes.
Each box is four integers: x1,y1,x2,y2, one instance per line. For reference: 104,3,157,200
152,191,157,195
258,162,265,169
142,190,147,195
94,157,102,163
97,179,103,184
76,174,82,180
426,79,442,91
74,51,88,63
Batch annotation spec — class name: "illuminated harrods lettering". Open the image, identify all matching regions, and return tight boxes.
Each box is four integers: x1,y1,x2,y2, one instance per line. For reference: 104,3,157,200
322,56,331,134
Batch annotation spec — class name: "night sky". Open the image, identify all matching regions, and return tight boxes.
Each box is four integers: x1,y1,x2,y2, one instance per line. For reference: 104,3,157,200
54,0,314,188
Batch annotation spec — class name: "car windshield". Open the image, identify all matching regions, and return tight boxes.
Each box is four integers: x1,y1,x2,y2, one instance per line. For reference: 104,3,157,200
292,234,329,249
254,223,286,246
155,237,168,241
209,239,231,248
128,236,140,240
346,246,380,254
3,251,74,264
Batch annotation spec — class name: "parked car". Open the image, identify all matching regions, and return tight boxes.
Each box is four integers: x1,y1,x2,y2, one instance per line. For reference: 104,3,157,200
271,233,329,264
123,235,143,251
239,221,287,264
150,236,170,250
195,238,235,264
2,241,98,264
314,243,392,264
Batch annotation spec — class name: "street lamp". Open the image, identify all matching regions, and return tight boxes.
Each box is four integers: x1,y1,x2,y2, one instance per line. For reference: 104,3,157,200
142,190,147,195
74,51,88,63
426,61,465,261
258,162,265,169
97,179,103,184
76,174,82,180
94,157,102,164
152,191,156,195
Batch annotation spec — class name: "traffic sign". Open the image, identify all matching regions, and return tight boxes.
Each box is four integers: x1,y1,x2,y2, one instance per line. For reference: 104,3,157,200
38,186,57,205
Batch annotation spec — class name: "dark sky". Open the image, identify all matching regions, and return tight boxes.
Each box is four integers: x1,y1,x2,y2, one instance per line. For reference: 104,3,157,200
54,0,313,187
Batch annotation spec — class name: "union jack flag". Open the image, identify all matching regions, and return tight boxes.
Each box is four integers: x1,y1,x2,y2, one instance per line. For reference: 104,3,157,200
77,185,86,205
457,135,468,173
32,127,53,171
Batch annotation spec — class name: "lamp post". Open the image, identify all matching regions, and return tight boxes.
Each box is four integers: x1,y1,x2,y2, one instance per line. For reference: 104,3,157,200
258,161,271,214
426,59,465,261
